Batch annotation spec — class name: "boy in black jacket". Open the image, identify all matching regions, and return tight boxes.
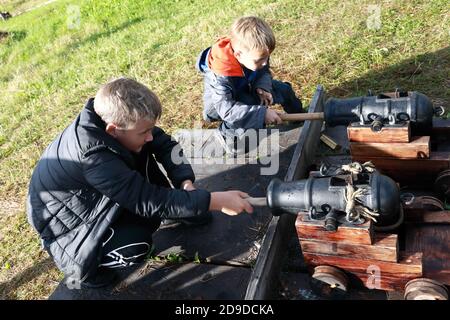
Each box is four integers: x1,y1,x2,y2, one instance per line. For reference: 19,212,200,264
27,77,253,288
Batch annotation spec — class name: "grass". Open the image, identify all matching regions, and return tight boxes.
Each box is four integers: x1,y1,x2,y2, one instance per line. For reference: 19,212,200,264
0,0,449,299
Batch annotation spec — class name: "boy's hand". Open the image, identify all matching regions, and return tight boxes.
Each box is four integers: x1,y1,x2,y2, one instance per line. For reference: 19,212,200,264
181,180,196,191
210,191,254,216
256,88,273,106
265,108,283,125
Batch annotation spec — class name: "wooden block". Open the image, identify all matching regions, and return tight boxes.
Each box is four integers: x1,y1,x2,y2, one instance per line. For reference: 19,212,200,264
432,118,450,136
295,213,374,245
352,152,450,184
347,122,411,143
350,136,430,159
404,210,450,224
404,225,450,286
303,252,423,285
299,233,399,262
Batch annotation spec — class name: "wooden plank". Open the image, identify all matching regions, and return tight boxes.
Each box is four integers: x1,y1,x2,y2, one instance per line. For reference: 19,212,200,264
245,85,326,299
303,251,422,280
404,210,450,224
432,118,450,135
295,213,374,245
299,233,398,262
350,136,430,159
404,225,450,286
347,122,411,143
352,152,450,184
50,262,252,300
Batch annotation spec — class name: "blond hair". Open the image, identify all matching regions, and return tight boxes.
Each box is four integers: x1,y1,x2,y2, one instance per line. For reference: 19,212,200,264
230,16,276,52
94,77,162,129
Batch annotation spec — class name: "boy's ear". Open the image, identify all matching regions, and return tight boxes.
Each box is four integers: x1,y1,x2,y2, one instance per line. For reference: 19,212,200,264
105,123,118,138
233,49,241,59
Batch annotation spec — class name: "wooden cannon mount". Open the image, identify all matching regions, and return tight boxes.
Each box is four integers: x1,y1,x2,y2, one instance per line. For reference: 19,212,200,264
349,119,450,188
294,118,450,300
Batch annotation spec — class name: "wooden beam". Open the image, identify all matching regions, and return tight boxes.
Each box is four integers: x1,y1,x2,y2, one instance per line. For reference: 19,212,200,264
352,152,450,184
347,122,411,143
404,209,450,224
295,213,374,245
404,225,450,286
303,251,423,280
299,233,399,262
350,136,430,159
432,118,450,136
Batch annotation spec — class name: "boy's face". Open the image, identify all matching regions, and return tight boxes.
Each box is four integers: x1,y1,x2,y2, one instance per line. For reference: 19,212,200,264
108,118,156,153
234,48,270,71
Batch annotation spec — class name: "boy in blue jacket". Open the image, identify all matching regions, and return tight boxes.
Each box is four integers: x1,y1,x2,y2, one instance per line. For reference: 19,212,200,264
196,16,303,143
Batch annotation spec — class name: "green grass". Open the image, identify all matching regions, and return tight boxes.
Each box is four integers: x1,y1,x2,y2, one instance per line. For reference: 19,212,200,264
0,0,449,299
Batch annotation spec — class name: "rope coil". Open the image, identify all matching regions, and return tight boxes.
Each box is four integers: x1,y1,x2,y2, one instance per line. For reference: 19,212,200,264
341,162,379,223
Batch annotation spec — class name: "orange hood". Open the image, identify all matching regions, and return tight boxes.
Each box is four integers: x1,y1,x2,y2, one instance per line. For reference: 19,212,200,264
208,37,244,77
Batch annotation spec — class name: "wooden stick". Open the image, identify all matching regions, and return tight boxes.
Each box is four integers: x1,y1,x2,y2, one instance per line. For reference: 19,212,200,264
278,112,324,122
245,197,267,207
320,133,341,150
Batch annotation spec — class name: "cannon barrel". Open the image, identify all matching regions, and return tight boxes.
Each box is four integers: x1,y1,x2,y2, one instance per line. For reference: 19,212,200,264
324,91,434,134
266,171,400,227
282,90,436,134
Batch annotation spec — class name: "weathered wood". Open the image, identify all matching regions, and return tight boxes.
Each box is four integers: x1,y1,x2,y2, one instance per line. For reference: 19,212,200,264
347,122,411,143
350,136,430,159
352,152,450,184
299,233,399,262
50,262,252,300
303,252,423,281
432,118,450,136
320,133,341,150
404,209,450,224
295,213,374,245
404,225,450,286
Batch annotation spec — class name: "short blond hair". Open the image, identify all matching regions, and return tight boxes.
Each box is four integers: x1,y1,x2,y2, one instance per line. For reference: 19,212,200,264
94,77,162,129
230,16,276,52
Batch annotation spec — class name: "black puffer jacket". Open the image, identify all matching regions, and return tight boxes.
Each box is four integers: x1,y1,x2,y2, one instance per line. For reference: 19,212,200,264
27,99,211,281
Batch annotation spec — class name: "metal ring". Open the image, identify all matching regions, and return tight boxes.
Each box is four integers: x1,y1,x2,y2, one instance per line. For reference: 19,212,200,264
388,114,396,125
434,106,445,117
319,163,328,176
308,206,317,220
400,192,415,205
397,112,410,122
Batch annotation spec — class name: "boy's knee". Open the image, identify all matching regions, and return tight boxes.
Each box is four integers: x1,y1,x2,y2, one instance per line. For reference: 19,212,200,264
272,80,303,112
272,80,295,97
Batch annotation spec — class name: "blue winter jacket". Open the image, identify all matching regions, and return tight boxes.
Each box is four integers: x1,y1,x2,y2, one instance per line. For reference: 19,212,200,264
196,37,273,130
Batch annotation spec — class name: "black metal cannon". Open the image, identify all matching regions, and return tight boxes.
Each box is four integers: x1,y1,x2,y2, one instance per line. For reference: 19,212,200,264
279,90,443,134
266,170,401,228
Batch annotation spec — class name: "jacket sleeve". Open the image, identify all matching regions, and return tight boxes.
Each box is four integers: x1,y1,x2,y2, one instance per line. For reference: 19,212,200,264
82,150,211,220
253,63,273,93
146,127,195,188
209,75,267,129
